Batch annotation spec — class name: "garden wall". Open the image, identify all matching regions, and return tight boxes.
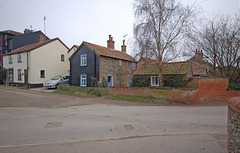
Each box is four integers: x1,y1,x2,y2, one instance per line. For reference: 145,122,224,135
228,97,240,152
109,78,240,104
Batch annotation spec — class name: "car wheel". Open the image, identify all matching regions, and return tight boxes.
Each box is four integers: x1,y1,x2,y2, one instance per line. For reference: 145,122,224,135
56,84,59,89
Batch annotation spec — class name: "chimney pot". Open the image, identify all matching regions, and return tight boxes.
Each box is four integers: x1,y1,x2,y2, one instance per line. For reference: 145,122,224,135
107,34,115,49
121,39,126,52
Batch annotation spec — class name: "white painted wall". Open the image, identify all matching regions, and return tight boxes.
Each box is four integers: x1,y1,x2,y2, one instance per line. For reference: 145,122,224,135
29,39,69,84
3,52,28,83
67,46,77,72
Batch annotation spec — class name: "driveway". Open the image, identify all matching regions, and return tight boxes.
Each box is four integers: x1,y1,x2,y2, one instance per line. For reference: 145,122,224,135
0,86,228,153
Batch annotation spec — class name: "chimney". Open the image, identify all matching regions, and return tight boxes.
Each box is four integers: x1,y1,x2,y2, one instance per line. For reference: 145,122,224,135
38,34,45,42
107,35,114,49
24,29,33,34
121,39,126,52
195,49,203,59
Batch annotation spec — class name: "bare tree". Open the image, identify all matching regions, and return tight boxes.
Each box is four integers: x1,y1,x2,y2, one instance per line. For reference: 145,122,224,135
187,15,240,83
133,0,197,87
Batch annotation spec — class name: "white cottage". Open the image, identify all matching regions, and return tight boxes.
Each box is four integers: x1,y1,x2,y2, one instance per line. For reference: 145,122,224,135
3,38,69,88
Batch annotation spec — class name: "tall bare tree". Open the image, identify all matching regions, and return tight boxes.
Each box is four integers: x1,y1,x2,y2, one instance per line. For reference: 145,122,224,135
133,0,197,87
187,15,240,83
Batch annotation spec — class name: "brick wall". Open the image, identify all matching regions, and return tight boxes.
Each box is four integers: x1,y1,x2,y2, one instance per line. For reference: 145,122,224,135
100,56,135,87
228,97,240,152
109,78,240,104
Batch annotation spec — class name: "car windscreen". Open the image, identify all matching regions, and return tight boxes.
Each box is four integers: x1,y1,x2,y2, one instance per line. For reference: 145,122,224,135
51,75,62,80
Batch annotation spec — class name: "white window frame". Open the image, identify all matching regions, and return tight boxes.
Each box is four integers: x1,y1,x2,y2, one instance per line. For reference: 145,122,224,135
151,76,159,86
17,53,22,62
18,69,22,81
9,55,13,63
119,60,122,66
132,63,136,70
61,54,64,61
40,70,45,78
80,54,87,66
80,74,87,87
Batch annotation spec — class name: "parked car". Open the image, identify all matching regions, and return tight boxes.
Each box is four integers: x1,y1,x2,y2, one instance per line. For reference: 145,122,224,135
43,74,70,89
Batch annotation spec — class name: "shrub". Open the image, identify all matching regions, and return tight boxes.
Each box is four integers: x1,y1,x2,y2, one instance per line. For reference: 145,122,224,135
132,76,150,87
228,82,240,90
163,76,185,88
0,68,6,84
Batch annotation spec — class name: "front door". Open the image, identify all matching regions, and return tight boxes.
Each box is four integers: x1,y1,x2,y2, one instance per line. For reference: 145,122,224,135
24,69,28,87
127,75,130,87
108,74,113,88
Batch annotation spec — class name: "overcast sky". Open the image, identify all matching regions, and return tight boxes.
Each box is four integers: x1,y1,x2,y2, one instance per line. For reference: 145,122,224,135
0,0,239,54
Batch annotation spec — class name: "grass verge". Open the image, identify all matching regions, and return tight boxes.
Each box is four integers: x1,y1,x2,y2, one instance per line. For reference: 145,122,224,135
105,95,154,102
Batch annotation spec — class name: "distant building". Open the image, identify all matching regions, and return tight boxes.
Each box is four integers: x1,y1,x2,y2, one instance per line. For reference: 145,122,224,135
0,30,23,67
188,50,209,77
0,29,49,67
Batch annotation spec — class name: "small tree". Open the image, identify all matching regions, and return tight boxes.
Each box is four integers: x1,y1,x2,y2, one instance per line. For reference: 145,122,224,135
187,15,240,83
133,0,197,87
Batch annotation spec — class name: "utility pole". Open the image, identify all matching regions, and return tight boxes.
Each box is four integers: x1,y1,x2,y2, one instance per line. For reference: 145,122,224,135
44,16,46,40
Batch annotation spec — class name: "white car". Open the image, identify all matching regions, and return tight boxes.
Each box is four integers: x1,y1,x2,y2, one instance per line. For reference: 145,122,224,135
43,74,70,89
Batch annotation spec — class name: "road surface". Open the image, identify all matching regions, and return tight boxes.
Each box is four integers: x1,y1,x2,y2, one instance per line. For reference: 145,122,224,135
0,86,228,153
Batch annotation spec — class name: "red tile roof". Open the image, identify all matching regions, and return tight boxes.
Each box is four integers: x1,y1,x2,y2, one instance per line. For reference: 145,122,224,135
0,30,23,35
68,45,79,53
4,38,67,56
83,41,136,62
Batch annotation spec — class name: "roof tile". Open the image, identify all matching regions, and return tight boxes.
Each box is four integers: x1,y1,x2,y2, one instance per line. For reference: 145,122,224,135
83,41,136,62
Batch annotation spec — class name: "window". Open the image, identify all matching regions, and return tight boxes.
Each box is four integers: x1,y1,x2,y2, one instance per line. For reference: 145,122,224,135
151,76,159,86
9,55,13,64
132,63,136,70
18,69,22,80
18,53,22,62
80,74,87,87
61,54,64,61
40,70,45,78
119,60,122,66
4,35,7,46
80,54,87,66
9,69,13,82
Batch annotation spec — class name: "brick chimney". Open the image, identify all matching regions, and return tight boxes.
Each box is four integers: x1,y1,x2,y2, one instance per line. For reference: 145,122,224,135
121,39,126,52
107,35,114,49
24,29,33,34
38,34,45,42
195,49,203,59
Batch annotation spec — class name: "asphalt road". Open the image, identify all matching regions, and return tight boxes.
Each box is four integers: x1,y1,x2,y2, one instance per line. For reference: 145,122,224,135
0,86,228,153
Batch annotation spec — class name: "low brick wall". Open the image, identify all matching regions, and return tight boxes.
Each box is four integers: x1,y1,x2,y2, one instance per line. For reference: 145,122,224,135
109,78,240,104
228,97,240,152
109,87,197,104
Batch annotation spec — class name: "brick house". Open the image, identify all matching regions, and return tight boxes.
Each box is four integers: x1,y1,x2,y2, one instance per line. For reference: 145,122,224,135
133,61,193,86
188,50,209,77
69,35,137,87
